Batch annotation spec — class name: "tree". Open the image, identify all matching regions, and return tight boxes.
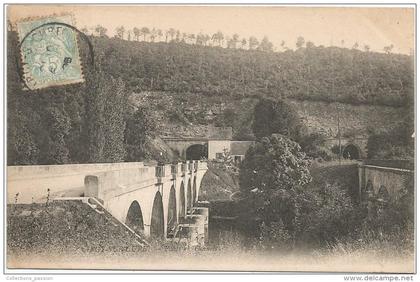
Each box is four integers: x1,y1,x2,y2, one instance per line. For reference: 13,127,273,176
155,29,163,41
280,40,286,51
305,41,315,49
241,38,247,49
212,31,224,46
352,42,359,50
150,28,157,42
239,134,312,240
364,44,370,52
229,33,240,49
296,36,305,49
299,132,331,160
81,26,89,34
140,27,150,41
115,26,125,39
252,98,306,142
82,61,128,163
187,33,195,44
203,34,211,46
94,25,108,37
132,27,140,41
167,28,176,42
258,36,274,52
384,44,394,54
181,32,187,43
124,107,157,161
248,36,259,50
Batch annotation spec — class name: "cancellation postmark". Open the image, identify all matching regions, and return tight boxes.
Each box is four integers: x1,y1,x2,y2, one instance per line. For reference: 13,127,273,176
16,15,84,90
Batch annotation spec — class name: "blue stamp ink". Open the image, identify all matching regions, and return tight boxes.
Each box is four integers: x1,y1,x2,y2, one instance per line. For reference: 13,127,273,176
17,15,84,90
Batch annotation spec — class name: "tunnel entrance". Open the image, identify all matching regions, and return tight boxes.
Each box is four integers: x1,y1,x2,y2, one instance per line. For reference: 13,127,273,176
186,144,208,160
179,182,186,219
187,179,192,213
342,144,360,160
150,191,164,239
125,201,144,234
167,186,177,237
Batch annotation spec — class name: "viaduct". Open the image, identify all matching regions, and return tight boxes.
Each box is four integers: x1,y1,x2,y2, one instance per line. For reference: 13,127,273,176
357,160,414,202
7,160,208,240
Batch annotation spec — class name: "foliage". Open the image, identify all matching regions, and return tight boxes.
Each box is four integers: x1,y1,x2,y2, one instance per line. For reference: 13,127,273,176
89,36,413,107
240,134,311,193
7,30,414,165
7,30,131,165
213,148,239,173
299,132,332,161
252,98,306,141
124,106,157,162
82,64,129,163
367,107,414,160
239,134,311,243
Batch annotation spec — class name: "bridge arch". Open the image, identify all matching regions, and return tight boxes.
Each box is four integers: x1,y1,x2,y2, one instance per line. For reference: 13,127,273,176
187,179,192,212
150,191,164,239
167,185,177,237
179,181,186,219
342,143,361,160
186,144,208,160
378,185,390,201
193,176,197,204
125,200,144,234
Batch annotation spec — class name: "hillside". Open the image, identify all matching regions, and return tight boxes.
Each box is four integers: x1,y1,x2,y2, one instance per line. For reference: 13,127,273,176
93,36,413,107
129,91,406,140
7,32,414,165
7,200,147,259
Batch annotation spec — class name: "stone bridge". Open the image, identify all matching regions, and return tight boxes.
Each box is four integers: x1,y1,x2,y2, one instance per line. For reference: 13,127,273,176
357,160,414,203
7,160,208,241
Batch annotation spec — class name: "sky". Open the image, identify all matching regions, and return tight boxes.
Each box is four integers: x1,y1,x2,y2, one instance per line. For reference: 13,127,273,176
8,5,415,54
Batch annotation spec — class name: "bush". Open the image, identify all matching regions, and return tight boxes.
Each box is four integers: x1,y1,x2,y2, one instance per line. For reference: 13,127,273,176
252,98,306,141
300,132,332,161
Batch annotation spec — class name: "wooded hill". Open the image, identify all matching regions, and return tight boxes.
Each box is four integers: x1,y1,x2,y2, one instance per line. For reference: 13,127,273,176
95,36,413,107
7,32,414,165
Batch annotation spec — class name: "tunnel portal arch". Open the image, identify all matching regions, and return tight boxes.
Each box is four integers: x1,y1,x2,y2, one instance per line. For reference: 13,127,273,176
125,201,144,234
150,191,164,239
342,144,360,160
186,144,208,160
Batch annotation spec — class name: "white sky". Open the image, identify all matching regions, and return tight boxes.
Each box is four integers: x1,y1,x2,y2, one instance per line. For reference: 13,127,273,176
8,5,415,54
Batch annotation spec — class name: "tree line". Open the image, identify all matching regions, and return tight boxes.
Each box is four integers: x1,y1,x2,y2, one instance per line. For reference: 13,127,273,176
91,35,413,107
81,25,398,54
7,29,414,165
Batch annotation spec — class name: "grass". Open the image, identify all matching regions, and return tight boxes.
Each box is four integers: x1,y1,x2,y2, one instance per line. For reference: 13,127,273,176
7,200,146,257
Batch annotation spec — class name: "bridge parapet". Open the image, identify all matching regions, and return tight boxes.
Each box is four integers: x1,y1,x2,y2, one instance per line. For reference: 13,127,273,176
85,167,156,201
84,161,208,202
357,160,414,203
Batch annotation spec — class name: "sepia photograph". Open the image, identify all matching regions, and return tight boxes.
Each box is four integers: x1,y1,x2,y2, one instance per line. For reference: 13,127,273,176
3,3,416,275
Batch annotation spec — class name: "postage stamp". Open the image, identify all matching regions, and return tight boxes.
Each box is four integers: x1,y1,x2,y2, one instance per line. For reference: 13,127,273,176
16,15,84,90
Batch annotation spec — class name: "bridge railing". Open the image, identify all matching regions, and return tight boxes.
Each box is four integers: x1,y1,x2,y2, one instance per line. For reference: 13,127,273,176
171,164,178,174
181,162,187,176
155,165,165,178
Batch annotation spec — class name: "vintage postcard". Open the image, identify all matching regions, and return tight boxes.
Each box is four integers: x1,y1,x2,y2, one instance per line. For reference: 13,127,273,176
5,4,416,275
